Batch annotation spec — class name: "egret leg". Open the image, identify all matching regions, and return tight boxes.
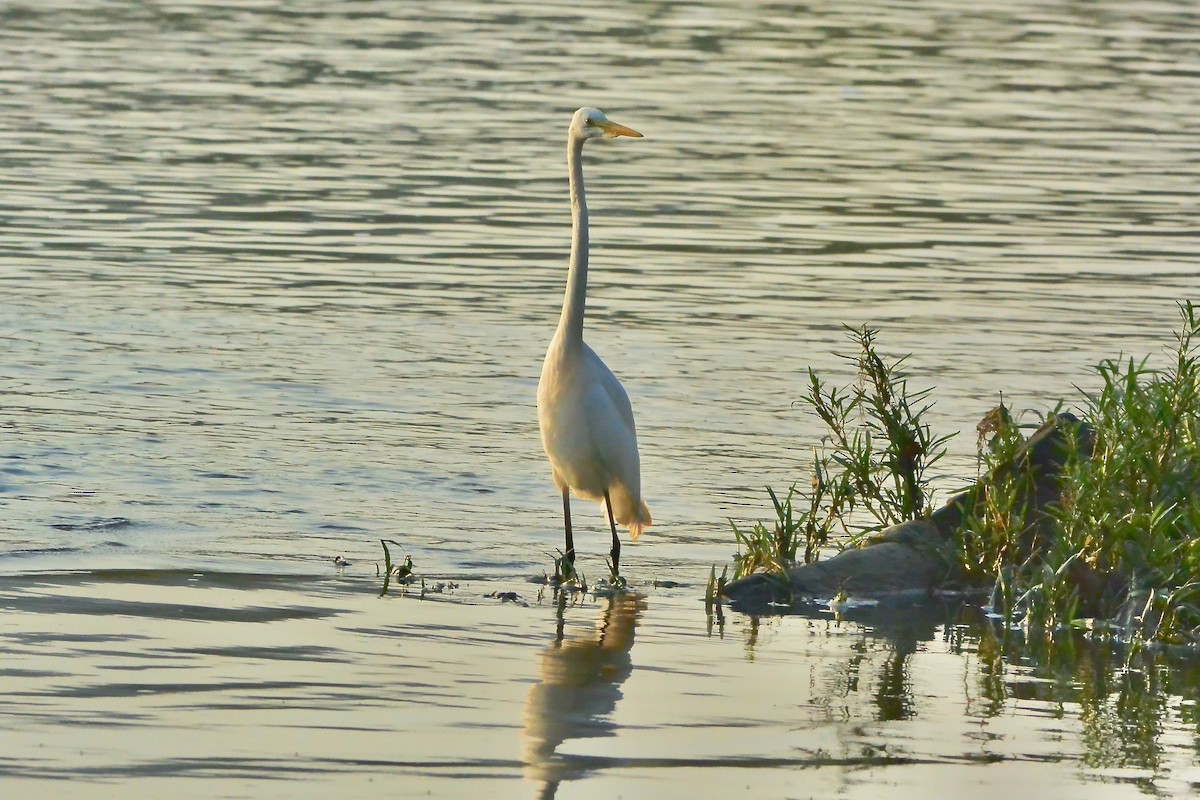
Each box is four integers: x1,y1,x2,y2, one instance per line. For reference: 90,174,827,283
604,490,620,575
562,487,575,564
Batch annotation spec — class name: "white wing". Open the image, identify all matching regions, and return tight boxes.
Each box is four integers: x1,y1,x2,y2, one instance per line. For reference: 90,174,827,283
580,343,642,493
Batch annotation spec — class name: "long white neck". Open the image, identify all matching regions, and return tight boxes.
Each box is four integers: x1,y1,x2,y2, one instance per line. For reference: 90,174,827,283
557,134,588,346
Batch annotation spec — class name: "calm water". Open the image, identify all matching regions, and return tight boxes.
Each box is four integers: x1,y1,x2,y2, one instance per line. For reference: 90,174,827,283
2,0,1199,797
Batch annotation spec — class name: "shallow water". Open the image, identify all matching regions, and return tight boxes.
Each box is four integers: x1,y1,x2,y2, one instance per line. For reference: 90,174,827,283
4,570,1199,799
2,0,1199,797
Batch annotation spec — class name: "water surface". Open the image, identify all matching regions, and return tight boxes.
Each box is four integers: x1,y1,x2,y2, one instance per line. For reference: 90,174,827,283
2,0,1199,797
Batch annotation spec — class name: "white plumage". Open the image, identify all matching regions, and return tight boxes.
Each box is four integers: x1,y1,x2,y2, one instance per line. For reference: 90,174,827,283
536,107,651,574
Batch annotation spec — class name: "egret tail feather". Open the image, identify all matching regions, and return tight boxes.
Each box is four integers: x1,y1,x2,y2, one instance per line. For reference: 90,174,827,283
607,485,652,541
627,500,652,541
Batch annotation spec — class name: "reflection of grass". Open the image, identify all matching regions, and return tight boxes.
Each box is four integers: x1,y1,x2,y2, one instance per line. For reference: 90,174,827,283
971,625,1197,784
704,564,727,615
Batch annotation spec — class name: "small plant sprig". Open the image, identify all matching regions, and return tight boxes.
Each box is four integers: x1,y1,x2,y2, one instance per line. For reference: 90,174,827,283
378,539,416,597
601,558,628,593
705,564,728,611
731,484,813,579
545,550,588,592
705,564,728,634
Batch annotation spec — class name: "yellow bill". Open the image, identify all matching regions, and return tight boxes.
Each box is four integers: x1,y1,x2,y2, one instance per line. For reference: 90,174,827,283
594,119,643,138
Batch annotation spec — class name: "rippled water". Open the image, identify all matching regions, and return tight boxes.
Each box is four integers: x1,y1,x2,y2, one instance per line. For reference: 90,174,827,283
2,0,1199,796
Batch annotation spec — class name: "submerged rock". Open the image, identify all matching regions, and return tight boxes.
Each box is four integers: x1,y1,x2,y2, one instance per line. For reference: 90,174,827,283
722,412,1091,614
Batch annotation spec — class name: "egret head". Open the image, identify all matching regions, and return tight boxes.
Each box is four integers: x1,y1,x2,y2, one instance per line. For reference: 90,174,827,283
571,107,643,142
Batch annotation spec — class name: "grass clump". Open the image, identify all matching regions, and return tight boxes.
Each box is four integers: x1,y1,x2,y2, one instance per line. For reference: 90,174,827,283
806,325,952,533
730,326,951,579
729,484,807,578
952,402,1051,589
981,302,1200,646
727,303,1200,650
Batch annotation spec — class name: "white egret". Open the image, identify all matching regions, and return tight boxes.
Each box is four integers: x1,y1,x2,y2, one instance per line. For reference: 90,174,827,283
536,107,651,575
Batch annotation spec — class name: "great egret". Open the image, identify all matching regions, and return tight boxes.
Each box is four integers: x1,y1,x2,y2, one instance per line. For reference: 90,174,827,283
536,107,651,576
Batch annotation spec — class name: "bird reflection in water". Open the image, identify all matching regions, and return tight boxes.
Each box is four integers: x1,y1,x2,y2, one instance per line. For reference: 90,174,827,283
523,592,645,798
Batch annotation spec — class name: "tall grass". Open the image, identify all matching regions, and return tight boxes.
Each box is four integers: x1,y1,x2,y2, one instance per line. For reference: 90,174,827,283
987,302,1200,646
953,403,1058,590
730,326,951,579
806,326,953,532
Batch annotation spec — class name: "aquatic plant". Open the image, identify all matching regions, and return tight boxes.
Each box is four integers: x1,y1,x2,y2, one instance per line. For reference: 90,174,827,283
730,326,951,579
378,539,416,597
705,564,728,614
729,303,1200,649
544,550,588,593
976,302,1200,647
806,325,953,533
